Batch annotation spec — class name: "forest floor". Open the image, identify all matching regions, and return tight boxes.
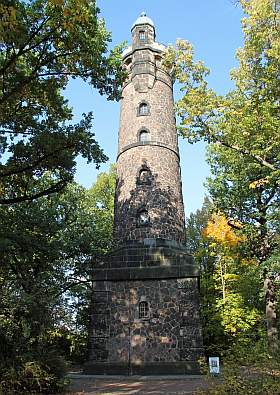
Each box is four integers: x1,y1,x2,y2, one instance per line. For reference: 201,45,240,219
65,373,213,395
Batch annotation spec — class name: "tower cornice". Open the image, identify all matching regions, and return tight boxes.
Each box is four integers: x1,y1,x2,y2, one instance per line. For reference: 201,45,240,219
122,43,166,60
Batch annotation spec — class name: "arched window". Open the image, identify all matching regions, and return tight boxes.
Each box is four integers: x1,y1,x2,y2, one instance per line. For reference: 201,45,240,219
139,169,149,183
137,209,150,227
139,102,149,116
139,130,150,142
137,166,152,185
139,301,149,319
139,30,146,41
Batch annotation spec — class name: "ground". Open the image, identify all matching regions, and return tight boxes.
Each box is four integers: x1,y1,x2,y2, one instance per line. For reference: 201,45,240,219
65,374,211,395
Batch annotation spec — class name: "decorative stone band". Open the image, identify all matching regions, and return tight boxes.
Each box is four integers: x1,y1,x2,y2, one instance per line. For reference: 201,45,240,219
117,140,179,160
122,45,163,59
92,264,199,281
122,74,172,90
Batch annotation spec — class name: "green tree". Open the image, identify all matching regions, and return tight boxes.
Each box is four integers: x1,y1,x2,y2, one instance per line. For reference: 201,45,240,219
185,198,223,354
165,0,279,178
186,199,262,356
0,0,124,205
0,166,116,391
166,0,280,352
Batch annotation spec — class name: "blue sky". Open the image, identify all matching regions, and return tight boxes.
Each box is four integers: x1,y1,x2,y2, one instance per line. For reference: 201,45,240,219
64,0,244,216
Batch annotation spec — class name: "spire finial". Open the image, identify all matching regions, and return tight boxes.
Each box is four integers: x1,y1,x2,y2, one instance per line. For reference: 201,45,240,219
140,11,146,17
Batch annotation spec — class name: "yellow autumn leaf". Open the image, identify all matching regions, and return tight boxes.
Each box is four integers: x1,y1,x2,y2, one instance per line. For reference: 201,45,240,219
203,213,243,246
249,178,269,189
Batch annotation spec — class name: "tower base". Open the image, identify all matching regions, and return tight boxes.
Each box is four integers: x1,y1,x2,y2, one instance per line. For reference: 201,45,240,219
87,240,204,375
84,361,201,375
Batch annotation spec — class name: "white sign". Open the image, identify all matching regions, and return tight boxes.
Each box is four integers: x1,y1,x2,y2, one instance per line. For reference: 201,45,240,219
209,357,220,374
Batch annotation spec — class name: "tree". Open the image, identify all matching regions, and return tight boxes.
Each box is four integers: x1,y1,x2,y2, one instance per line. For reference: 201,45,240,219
0,166,116,392
165,0,279,178
186,199,262,355
0,0,124,205
206,140,279,352
166,0,280,352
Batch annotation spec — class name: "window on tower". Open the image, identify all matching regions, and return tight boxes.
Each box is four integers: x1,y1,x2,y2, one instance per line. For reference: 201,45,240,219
138,102,149,116
139,169,149,183
137,208,150,227
139,301,149,319
139,130,150,142
137,165,152,185
139,30,146,41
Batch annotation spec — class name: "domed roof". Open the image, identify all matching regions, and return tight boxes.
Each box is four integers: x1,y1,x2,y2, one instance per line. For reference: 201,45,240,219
131,12,155,30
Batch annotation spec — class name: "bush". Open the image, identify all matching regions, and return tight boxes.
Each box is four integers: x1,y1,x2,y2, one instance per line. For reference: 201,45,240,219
196,341,280,395
0,355,68,394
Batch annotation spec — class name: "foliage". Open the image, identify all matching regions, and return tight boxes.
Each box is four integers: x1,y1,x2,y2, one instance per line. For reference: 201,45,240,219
165,0,279,180
186,200,264,356
196,341,280,395
0,0,125,204
0,358,67,394
170,0,280,351
0,166,116,392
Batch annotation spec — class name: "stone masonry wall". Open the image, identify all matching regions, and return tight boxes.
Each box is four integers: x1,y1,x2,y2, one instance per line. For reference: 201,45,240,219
89,278,203,367
118,77,177,150
115,49,185,245
114,145,185,243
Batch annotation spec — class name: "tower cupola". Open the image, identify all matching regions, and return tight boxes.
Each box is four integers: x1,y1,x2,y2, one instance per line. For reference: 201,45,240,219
131,12,155,47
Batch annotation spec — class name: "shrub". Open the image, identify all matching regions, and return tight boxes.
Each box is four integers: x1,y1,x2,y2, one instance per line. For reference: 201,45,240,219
0,356,68,394
196,340,280,395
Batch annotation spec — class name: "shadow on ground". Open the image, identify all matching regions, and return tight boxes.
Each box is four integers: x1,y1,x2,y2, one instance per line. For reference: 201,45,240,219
65,374,211,395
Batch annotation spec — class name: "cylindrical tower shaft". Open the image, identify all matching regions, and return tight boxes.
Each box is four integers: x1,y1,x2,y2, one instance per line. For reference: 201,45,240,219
86,14,203,376
114,13,185,245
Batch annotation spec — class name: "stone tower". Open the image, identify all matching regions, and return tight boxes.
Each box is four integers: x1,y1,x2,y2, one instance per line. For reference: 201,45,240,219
86,13,203,375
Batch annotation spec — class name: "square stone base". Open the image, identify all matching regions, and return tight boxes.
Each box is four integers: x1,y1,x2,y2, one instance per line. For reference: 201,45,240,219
84,361,202,375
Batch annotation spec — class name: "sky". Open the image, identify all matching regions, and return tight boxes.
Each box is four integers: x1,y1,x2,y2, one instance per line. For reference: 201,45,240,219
64,0,244,216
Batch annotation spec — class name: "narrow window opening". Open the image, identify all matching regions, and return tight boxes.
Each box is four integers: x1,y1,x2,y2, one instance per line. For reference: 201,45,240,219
137,209,150,227
139,130,150,142
139,169,149,183
139,30,146,41
155,55,162,66
136,165,152,186
139,103,149,116
139,301,149,319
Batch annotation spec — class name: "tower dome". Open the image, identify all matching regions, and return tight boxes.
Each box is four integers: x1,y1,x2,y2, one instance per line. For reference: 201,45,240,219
131,11,155,30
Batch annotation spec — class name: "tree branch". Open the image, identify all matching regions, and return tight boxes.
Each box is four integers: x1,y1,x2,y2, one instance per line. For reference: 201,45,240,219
0,179,68,205
0,16,51,75
198,117,277,171
0,142,75,178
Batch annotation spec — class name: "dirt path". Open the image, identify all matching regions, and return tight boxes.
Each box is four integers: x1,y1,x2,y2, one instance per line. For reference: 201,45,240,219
65,374,211,395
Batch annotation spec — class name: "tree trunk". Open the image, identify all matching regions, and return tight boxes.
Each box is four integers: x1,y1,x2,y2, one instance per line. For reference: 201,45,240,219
264,275,278,354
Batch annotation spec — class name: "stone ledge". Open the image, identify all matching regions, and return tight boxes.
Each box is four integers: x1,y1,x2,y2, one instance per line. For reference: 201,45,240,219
99,241,197,271
93,264,199,281
117,140,179,160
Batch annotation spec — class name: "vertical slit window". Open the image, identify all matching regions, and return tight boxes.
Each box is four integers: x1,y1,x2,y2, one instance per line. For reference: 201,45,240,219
139,31,146,41
139,301,149,319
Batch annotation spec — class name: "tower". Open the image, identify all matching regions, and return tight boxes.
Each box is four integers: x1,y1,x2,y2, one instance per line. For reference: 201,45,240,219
86,13,203,375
